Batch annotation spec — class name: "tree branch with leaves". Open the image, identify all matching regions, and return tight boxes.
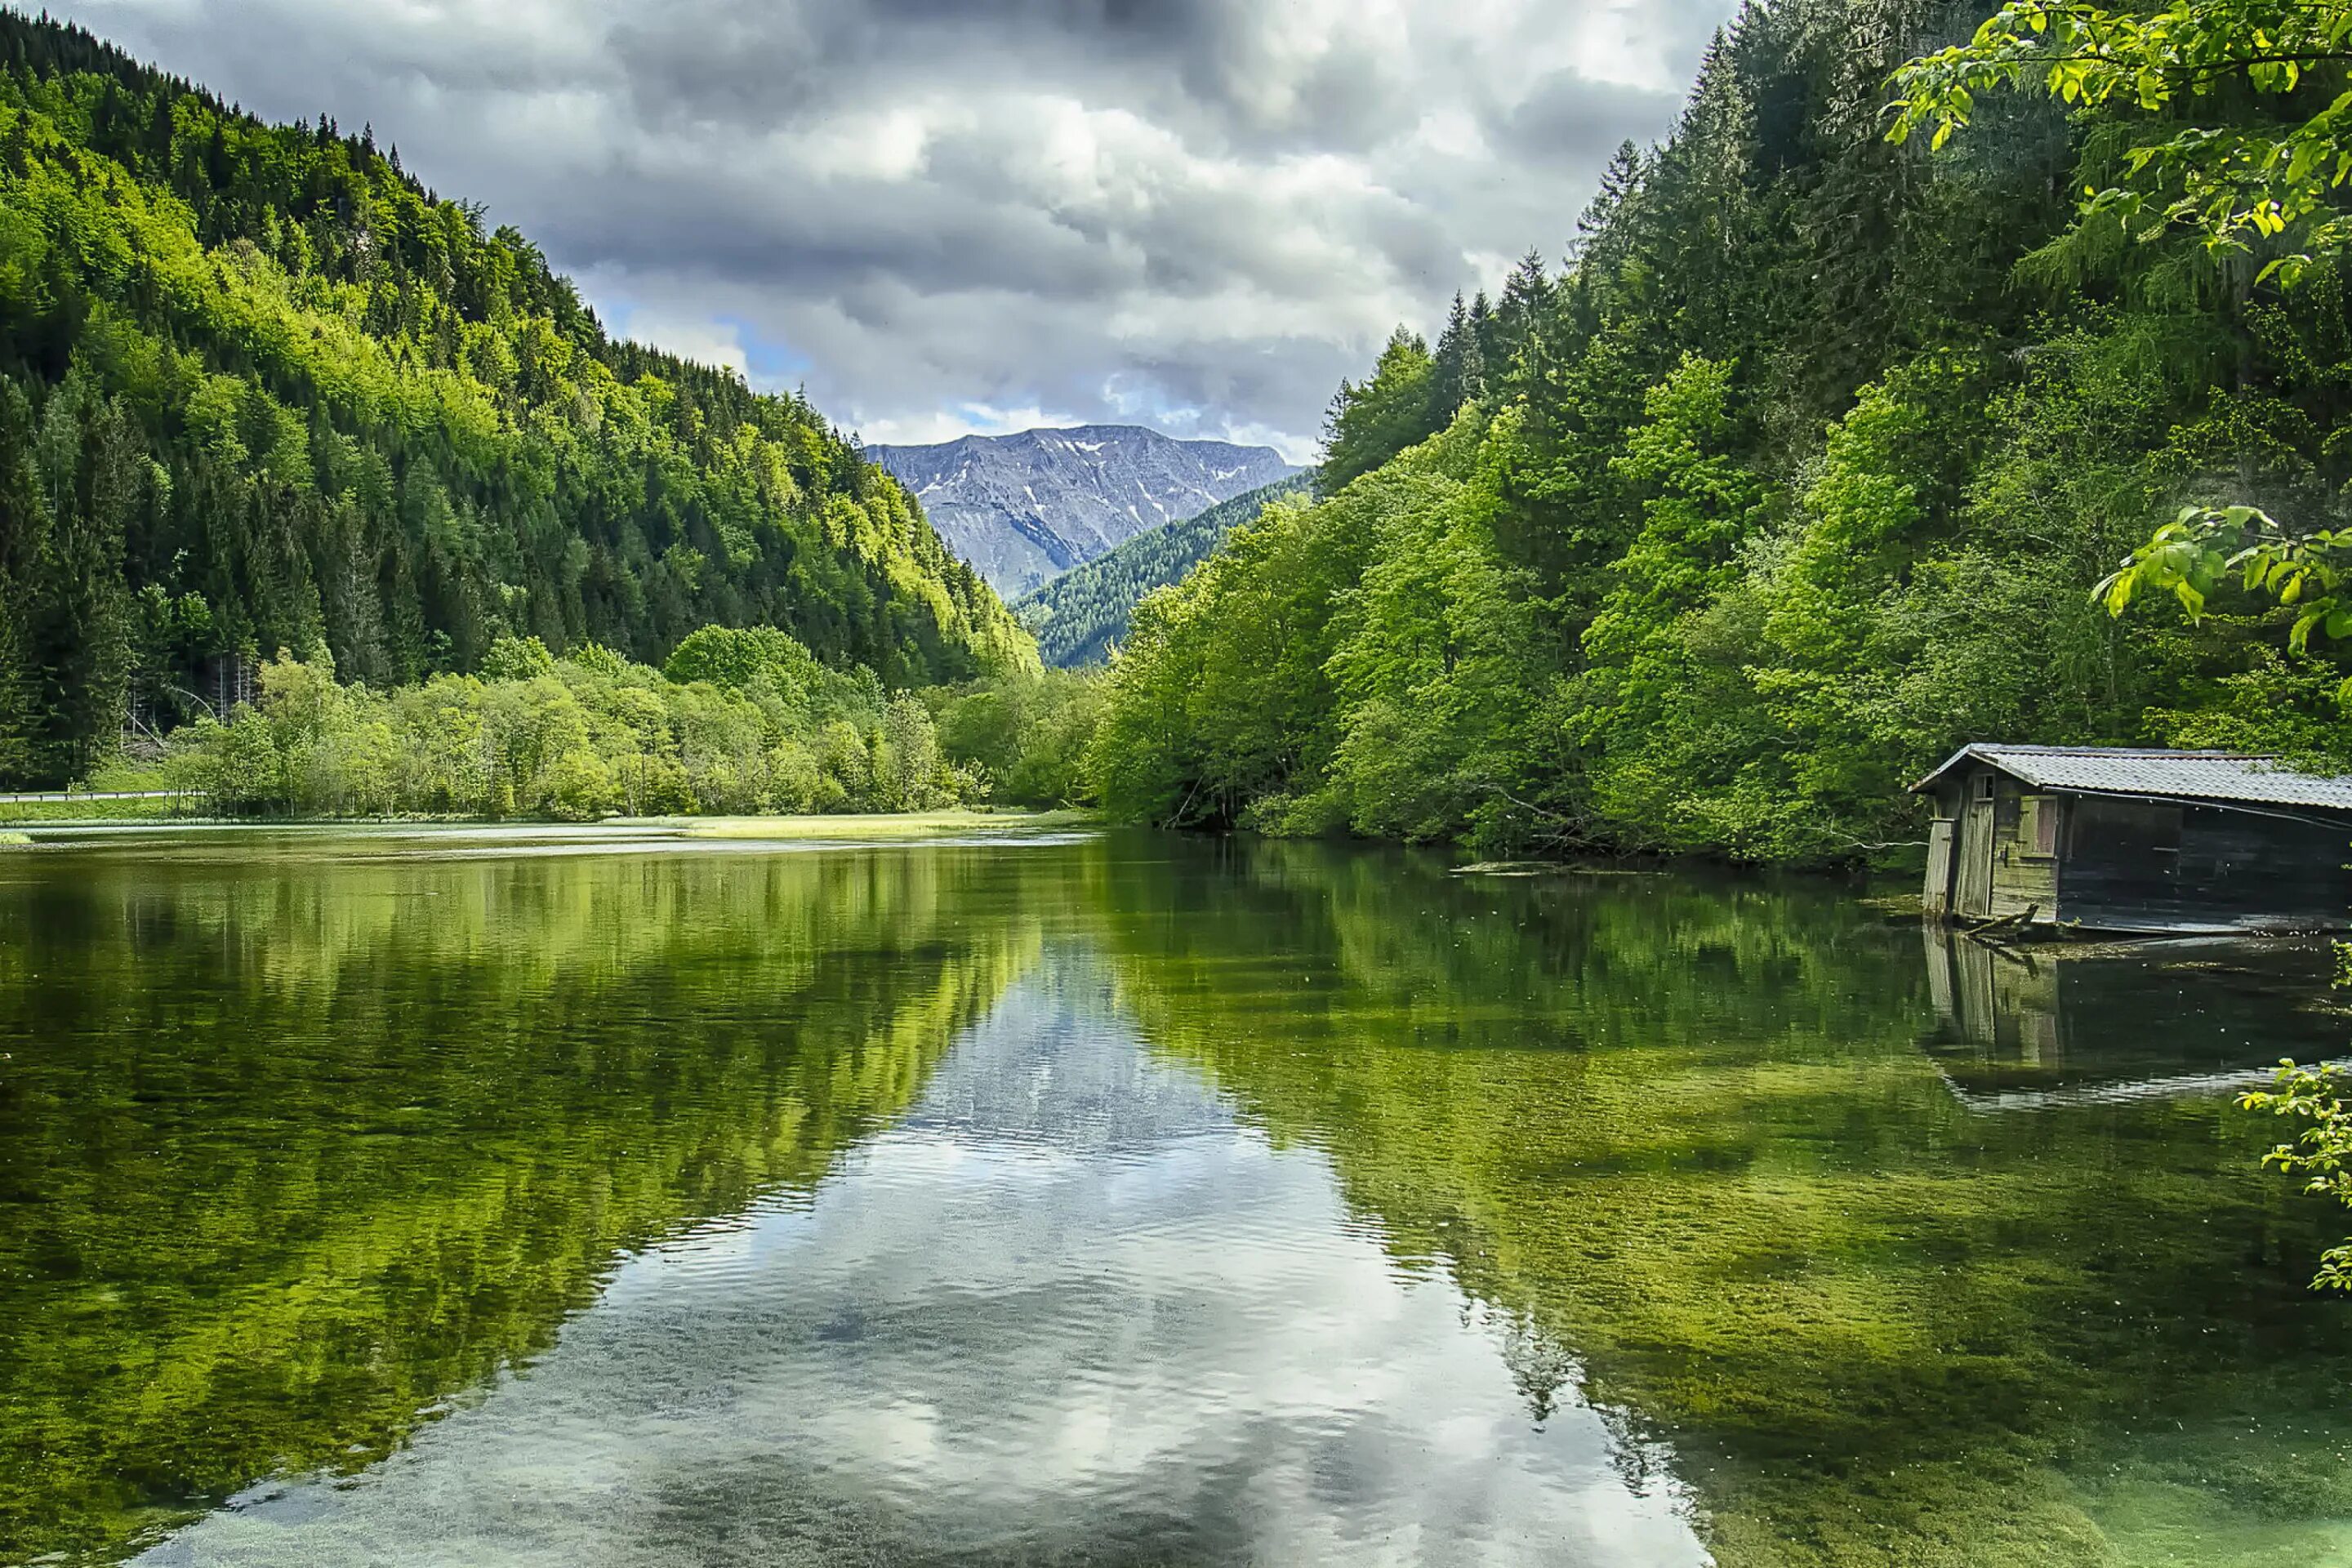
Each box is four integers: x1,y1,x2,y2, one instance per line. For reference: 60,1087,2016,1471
2243,1055,2352,1290
1891,0,2352,284
2094,501,2352,648
2093,497,2352,1298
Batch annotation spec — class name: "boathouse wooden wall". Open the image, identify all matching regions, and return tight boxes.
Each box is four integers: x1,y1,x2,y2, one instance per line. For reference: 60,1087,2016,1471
1928,768,2056,923
2060,796,2352,933
1925,761,2352,933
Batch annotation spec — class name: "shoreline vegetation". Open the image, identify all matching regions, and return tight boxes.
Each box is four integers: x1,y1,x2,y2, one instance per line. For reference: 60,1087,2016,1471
1072,4,2352,865
6,625,1099,825
13,3,2352,876
0,806,1094,835
645,809,1093,839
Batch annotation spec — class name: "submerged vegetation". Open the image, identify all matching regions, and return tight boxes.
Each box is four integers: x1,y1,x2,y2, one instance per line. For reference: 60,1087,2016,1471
12,831,2341,1566
1094,840,2352,1566
0,837,1042,1561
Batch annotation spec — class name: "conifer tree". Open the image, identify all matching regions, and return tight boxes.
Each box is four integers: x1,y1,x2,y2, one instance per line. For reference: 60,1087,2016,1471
1428,292,1487,427
0,9,1035,785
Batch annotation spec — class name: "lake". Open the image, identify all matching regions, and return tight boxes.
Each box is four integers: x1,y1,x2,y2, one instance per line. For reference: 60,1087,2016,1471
2,825,2350,1567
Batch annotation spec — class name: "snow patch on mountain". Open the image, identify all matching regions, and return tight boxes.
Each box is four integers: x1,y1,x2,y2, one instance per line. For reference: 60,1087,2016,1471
868,425,1300,597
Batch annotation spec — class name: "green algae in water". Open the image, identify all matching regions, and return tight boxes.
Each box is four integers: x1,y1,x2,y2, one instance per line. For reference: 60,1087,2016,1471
1,826,2349,1566
1085,840,2352,1567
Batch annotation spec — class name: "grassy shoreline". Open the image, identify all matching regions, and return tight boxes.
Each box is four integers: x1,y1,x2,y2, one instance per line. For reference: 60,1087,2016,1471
0,797,216,825
0,806,1098,835
624,809,1097,840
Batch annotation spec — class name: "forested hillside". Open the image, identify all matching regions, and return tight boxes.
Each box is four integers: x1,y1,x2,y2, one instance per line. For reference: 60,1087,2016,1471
0,11,1032,788
1014,474,1314,667
1089,0,2352,861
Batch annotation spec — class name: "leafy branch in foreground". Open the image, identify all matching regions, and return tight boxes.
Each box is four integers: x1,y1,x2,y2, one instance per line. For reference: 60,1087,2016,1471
2093,501,2352,649
1891,1,2352,283
2243,1058,2352,1288
2100,507,2352,1290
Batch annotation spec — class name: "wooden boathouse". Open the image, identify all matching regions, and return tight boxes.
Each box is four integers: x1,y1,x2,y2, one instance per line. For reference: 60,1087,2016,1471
1911,745,2352,934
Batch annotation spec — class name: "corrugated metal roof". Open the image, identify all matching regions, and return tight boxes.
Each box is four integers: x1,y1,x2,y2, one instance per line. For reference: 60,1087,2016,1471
1910,745,2352,811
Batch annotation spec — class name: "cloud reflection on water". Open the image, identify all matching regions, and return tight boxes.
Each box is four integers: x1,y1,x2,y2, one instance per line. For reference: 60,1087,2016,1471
138,954,1704,1567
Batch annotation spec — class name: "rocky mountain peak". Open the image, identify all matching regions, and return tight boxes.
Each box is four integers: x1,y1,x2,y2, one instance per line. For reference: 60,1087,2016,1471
868,425,1300,597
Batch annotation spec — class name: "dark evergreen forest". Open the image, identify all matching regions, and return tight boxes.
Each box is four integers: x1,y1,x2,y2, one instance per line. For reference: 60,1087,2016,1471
0,11,1032,788
1089,0,2352,860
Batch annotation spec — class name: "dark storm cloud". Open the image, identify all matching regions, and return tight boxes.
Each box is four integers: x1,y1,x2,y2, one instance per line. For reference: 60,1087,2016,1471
1498,71,1689,169
607,0,1411,154
50,0,1734,456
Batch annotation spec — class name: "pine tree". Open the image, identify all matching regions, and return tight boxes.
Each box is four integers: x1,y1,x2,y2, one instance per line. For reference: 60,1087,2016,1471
1490,250,1556,381
1571,142,1644,294
1428,292,1487,426
0,381,43,782
0,8,1037,782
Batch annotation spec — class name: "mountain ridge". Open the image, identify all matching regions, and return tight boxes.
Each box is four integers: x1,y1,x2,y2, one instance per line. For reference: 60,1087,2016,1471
868,425,1298,597
1013,473,1315,668
0,9,1034,784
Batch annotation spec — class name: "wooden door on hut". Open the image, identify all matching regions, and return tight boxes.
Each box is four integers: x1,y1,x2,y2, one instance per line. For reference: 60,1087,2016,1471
1953,770,1995,919
1923,817,1956,916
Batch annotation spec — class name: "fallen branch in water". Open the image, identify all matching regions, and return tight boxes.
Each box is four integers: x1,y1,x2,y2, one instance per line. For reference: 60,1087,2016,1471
1963,903,2039,938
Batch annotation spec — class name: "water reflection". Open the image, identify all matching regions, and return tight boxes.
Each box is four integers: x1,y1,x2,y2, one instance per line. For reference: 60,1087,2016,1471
139,960,1701,1567
1089,841,2352,1567
0,835,1044,1564
6,830,2352,1568
1922,928,2344,1108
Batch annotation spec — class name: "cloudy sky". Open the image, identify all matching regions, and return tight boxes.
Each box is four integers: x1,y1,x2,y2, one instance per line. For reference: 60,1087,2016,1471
52,0,1733,461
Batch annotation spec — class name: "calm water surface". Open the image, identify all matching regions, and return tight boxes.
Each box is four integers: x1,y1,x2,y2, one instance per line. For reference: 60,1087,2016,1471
2,826,2350,1566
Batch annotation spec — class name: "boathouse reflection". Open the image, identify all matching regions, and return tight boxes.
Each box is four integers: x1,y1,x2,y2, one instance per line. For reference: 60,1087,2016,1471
1922,926,2345,1110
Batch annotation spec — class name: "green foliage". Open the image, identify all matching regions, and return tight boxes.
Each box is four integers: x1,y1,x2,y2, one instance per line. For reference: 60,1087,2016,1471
1011,473,1314,668
1427,292,1488,425
2243,1050,2352,1289
2097,501,2352,648
479,635,555,683
661,622,824,698
162,630,984,818
1320,409,1557,845
0,797,198,824
1566,355,1787,850
1316,327,1440,493
1891,0,2352,286
2140,644,2352,764
1093,0,2352,863
0,11,1032,789
1086,478,1376,828
929,668,1105,805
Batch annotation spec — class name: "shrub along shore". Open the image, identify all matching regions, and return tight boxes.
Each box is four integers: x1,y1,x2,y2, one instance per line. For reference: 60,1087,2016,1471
30,625,1101,823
